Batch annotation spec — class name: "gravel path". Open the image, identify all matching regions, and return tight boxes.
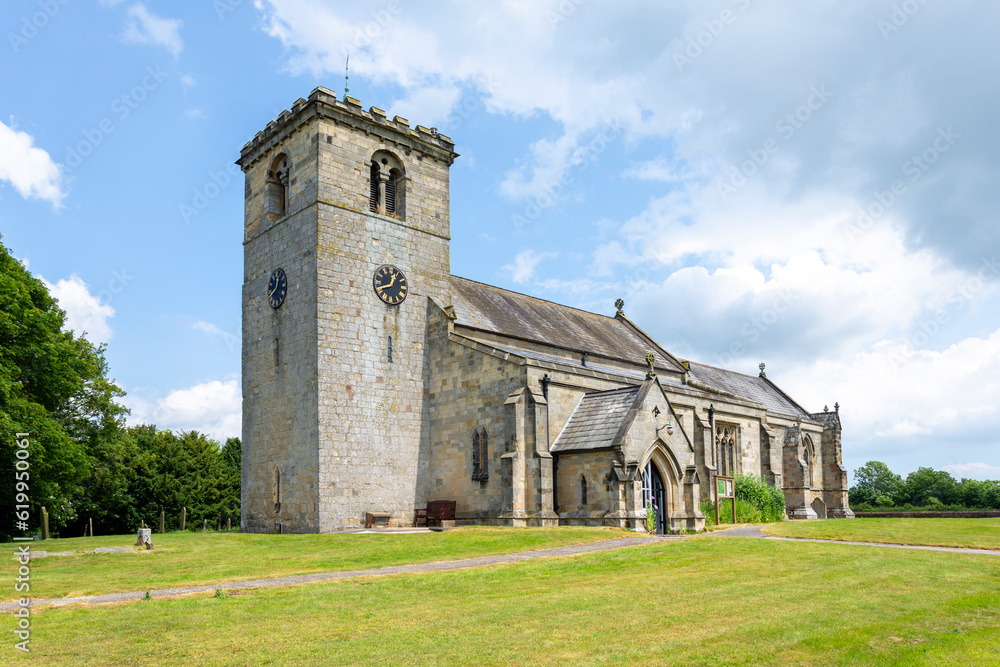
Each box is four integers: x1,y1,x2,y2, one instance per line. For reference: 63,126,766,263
2,535,667,611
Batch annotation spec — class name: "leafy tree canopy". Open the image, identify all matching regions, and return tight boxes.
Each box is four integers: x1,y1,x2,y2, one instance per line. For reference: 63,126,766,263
0,236,126,537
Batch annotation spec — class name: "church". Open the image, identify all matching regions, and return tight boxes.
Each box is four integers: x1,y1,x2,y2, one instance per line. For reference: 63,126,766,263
238,87,854,534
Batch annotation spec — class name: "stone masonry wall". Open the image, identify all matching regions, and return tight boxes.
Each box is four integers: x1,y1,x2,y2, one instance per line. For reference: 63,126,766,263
242,125,321,534
242,91,456,532
422,304,526,520
555,451,616,525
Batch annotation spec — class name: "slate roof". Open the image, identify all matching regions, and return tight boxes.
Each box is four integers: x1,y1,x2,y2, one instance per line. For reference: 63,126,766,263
550,386,641,453
687,362,809,419
450,276,684,374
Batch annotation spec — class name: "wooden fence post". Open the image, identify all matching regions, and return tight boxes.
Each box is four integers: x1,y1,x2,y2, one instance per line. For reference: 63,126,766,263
202,519,207,533
227,518,231,531
160,511,165,534
89,517,94,537
41,507,49,540
180,506,186,531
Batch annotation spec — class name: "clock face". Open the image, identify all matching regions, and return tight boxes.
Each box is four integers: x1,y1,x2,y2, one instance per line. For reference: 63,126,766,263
373,264,408,305
267,268,287,309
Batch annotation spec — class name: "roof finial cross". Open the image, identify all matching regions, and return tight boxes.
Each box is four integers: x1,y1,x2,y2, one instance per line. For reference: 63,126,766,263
615,298,624,317
645,352,656,379
758,362,766,378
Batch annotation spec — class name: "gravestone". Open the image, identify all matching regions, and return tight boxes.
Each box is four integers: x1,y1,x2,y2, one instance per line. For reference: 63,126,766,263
136,528,154,550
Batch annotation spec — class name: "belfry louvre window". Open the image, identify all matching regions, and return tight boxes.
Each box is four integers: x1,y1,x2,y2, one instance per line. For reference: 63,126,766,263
369,162,379,212
472,428,489,481
385,170,397,214
368,151,405,219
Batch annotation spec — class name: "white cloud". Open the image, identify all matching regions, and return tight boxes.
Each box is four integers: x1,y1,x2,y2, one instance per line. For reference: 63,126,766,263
124,379,242,442
0,119,64,207
779,331,1000,465
502,249,558,284
191,319,240,352
40,275,115,344
254,1,1000,474
180,74,196,89
184,108,206,119
122,3,183,59
941,462,1000,482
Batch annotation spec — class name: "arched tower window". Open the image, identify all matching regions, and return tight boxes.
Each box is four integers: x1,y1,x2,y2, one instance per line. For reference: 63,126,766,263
368,151,405,219
580,475,587,507
267,154,289,222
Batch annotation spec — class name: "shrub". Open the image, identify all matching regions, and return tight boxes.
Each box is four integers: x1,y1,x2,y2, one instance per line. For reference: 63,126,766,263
702,474,786,526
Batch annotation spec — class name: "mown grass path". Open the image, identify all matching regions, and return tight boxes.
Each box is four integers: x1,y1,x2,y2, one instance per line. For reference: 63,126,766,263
0,527,630,602
1,535,659,611
762,517,1000,549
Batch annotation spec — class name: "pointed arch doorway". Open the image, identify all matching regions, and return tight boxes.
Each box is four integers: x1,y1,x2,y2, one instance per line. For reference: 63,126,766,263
642,460,668,534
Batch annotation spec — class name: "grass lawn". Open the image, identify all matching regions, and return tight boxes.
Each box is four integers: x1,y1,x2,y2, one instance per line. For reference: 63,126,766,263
763,518,1000,550
21,537,1000,665
0,527,627,601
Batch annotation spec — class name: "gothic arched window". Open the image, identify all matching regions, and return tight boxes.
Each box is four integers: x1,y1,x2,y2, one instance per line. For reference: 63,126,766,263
716,424,737,476
804,436,817,488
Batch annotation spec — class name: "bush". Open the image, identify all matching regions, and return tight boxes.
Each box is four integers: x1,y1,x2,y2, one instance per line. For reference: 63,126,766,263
702,474,786,526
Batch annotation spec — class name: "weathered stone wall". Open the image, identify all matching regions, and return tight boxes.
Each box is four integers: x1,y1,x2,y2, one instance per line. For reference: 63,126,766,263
420,304,526,520
242,90,457,531
242,124,321,534
554,451,616,525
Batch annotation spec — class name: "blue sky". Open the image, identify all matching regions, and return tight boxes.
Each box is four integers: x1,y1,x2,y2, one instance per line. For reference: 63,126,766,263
3,1,999,483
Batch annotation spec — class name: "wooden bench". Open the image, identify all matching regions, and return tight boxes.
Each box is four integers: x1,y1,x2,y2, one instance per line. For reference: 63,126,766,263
413,500,456,527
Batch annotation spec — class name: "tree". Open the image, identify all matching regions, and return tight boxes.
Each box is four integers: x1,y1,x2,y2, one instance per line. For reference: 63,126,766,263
0,236,129,538
902,467,958,506
849,461,904,506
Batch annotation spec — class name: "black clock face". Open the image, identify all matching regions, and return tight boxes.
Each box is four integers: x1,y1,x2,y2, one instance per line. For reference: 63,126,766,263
373,264,408,305
267,268,287,309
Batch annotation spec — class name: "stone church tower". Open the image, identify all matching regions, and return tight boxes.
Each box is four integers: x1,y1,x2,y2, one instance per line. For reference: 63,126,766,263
239,87,458,532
